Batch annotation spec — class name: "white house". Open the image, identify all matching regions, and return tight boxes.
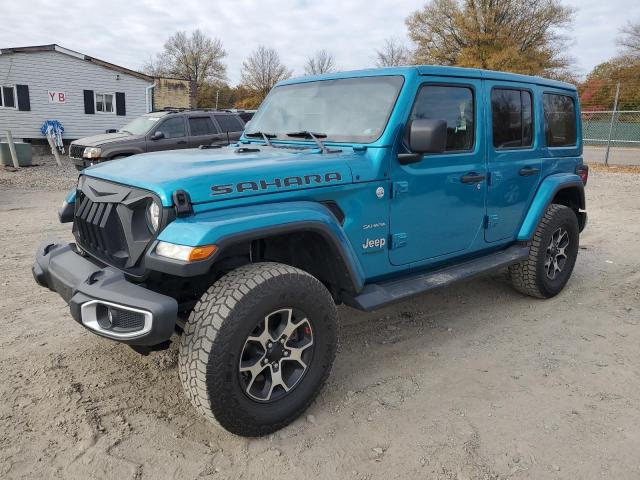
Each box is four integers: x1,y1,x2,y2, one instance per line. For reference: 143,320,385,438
0,44,156,142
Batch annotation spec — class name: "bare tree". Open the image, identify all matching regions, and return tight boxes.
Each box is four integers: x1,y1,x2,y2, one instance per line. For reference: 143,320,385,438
304,50,337,75
618,21,640,58
375,38,411,67
144,29,227,106
406,0,574,78
240,46,293,100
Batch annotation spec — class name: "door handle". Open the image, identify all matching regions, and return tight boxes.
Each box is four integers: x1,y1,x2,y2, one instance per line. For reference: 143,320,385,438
519,166,540,176
460,173,486,184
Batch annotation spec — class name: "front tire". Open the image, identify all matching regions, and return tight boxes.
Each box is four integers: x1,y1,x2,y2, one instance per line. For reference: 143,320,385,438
178,262,338,436
509,204,579,298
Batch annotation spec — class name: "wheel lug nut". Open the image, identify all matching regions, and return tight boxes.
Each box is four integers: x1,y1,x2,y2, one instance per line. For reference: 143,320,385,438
284,351,289,356
280,338,285,344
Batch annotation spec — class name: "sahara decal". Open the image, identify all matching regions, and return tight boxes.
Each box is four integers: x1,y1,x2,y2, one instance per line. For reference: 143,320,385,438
211,172,343,196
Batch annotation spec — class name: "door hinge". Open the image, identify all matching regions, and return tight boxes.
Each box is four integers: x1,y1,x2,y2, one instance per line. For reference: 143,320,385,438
486,172,492,186
484,214,499,229
390,232,408,249
392,181,409,198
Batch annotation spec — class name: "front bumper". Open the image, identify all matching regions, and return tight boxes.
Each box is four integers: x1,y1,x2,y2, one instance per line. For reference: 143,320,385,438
32,240,178,345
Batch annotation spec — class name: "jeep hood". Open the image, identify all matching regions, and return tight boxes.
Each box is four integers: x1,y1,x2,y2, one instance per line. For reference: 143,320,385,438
82,146,354,206
74,132,144,147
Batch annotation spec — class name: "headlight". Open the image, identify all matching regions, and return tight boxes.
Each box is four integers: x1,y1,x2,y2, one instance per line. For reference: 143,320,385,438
146,201,161,232
155,241,217,262
83,147,102,159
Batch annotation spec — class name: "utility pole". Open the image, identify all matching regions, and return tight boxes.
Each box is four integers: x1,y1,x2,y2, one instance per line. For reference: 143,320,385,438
215,90,220,110
604,81,620,167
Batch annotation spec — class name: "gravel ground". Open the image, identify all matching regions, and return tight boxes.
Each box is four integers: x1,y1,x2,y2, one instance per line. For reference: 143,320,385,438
0,154,77,191
1,166,639,479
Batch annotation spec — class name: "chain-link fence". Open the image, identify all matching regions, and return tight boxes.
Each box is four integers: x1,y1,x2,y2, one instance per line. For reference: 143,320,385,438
579,80,640,166
581,110,640,166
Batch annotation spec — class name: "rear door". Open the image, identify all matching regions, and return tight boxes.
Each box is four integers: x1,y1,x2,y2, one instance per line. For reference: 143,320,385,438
213,113,245,144
484,82,541,242
146,116,189,152
187,115,221,147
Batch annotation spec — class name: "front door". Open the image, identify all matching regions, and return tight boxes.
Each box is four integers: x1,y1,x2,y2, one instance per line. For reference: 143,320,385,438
389,78,487,266
484,82,541,242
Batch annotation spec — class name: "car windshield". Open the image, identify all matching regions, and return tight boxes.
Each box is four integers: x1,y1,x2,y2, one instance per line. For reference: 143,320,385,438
247,76,404,144
119,114,165,135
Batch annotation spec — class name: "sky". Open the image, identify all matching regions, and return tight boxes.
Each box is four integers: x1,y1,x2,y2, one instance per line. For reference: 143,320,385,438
0,0,636,84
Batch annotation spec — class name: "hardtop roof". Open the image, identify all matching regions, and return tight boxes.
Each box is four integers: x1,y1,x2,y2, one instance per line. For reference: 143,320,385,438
279,65,576,92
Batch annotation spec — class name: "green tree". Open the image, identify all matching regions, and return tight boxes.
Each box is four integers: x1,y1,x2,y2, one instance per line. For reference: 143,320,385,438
406,0,574,78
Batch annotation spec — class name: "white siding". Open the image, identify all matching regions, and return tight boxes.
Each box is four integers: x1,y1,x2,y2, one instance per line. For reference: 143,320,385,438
0,50,153,140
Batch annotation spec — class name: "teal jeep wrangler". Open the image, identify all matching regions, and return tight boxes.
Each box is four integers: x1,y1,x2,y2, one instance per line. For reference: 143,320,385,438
33,66,588,436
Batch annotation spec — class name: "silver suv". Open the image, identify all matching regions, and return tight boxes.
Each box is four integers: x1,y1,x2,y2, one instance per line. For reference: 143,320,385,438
69,110,248,170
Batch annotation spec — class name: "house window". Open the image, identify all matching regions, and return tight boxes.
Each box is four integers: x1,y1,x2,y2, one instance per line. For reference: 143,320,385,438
0,86,16,109
95,93,115,113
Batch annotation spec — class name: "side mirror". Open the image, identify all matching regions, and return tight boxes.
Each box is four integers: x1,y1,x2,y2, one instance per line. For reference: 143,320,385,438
151,131,165,141
398,118,447,165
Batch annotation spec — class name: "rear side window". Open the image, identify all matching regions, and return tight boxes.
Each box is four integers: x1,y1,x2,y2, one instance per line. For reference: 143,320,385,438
214,114,243,133
189,116,217,136
543,94,576,147
409,85,474,151
158,117,186,138
491,89,533,148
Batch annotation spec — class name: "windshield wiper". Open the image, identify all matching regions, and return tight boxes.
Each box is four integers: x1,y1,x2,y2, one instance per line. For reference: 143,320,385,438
286,131,332,153
245,131,276,147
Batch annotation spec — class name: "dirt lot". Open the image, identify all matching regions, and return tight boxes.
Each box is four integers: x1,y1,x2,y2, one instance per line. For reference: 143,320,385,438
1,162,639,480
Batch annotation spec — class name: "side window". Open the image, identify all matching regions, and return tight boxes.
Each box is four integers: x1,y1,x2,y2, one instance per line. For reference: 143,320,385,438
189,116,217,136
214,114,244,133
158,117,186,139
543,94,576,147
409,85,474,152
491,89,533,149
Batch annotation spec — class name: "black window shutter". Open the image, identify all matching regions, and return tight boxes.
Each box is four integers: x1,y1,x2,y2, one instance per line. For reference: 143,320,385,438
115,92,126,116
16,85,30,111
83,90,95,114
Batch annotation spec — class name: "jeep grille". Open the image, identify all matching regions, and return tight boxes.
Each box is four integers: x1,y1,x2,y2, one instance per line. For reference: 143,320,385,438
73,176,160,273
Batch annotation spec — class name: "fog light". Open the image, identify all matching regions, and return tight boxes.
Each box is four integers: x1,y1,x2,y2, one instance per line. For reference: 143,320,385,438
96,305,115,330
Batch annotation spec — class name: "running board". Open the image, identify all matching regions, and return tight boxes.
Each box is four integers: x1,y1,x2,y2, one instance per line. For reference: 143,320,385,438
343,245,530,312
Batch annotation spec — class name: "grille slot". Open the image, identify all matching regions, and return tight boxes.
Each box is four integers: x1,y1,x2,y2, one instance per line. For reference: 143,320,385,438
70,144,85,159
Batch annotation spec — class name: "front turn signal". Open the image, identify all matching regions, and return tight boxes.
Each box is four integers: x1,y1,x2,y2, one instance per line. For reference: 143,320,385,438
188,245,217,261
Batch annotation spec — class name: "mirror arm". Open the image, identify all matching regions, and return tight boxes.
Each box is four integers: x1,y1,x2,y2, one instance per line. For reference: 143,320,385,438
397,153,423,165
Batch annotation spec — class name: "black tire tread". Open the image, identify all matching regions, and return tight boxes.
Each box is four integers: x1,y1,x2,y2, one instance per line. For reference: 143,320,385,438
178,262,336,435
509,203,575,298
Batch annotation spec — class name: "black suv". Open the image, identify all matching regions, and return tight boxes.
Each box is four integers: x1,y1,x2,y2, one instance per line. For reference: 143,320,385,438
69,110,247,170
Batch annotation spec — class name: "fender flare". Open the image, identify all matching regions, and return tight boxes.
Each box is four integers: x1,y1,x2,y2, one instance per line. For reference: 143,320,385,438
517,173,585,241
146,201,365,292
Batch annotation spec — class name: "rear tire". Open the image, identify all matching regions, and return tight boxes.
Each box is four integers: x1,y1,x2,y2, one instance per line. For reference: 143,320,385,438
509,204,579,298
178,262,338,436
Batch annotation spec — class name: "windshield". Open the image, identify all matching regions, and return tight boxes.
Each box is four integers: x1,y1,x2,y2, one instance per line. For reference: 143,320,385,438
119,114,165,135
247,76,404,144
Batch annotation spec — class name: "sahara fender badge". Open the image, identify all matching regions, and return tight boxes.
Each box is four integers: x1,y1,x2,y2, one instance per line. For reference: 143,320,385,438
375,186,385,199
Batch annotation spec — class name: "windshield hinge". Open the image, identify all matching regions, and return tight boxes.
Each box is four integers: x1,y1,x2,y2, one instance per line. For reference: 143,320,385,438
173,190,193,217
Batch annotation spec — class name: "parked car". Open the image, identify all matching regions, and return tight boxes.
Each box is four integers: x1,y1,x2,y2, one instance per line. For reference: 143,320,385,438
69,110,246,170
34,66,587,437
